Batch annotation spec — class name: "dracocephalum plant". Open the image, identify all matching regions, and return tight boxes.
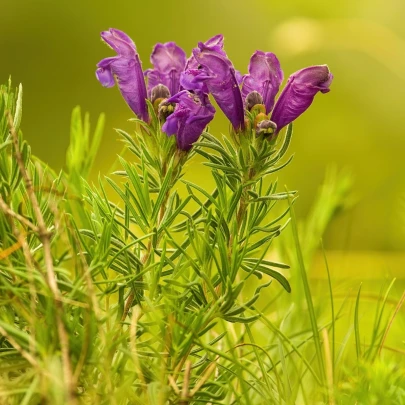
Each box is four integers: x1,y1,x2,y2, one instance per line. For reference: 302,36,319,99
4,29,401,405
1,72,404,404
78,29,333,403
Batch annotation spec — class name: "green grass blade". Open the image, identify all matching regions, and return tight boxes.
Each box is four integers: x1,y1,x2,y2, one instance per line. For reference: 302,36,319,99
354,283,362,361
287,189,325,386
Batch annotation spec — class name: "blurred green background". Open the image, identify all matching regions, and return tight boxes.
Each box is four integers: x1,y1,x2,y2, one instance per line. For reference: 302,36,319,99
1,0,405,253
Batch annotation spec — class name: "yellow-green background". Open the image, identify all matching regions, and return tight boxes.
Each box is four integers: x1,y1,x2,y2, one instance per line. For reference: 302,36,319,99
2,0,405,253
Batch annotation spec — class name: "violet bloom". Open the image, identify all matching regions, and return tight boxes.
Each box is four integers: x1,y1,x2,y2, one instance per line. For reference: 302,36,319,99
96,28,149,122
162,91,215,151
241,51,283,114
144,42,187,98
242,55,333,134
189,40,245,131
270,65,333,132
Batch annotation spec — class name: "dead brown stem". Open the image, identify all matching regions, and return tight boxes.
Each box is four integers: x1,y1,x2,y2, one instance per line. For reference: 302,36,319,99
7,112,76,404
179,360,192,405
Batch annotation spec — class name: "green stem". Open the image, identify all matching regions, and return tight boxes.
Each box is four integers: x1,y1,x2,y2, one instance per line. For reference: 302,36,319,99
121,157,176,321
121,239,153,322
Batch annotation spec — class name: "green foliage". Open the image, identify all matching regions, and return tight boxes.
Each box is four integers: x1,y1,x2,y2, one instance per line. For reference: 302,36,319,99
336,360,405,404
66,106,105,190
0,81,404,405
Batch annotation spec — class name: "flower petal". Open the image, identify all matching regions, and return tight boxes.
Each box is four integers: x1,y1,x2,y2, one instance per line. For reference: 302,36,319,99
184,34,224,70
97,28,149,122
179,69,211,93
241,51,283,113
162,109,183,136
271,65,333,132
100,29,136,57
96,57,116,87
145,42,186,97
150,42,186,74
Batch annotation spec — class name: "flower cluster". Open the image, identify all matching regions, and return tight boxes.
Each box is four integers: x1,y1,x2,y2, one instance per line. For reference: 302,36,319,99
96,28,333,150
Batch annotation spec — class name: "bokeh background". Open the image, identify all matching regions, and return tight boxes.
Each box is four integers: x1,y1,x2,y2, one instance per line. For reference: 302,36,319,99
2,0,405,258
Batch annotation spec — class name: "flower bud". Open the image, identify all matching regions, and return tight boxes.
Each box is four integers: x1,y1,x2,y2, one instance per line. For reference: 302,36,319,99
151,84,170,104
158,100,176,120
250,104,266,115
256,119,277,138
253,112,268,128
245,91,264,111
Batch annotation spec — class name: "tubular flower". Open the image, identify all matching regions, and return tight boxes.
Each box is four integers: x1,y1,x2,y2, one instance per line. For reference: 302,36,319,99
162,90,215,151
242,54,333,134
270,65,333,133
96,28,149,122
191,41,245,131
144,42,187,98
241,51,283,114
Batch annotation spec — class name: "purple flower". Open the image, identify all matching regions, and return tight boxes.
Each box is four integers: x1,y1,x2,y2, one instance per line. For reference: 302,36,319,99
241,51,283,114
96,30,333,138
144,42,187,97
242,54,333,134
271,65,333,133
162,91,215,151
96,28,149,122
191,41,245,131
